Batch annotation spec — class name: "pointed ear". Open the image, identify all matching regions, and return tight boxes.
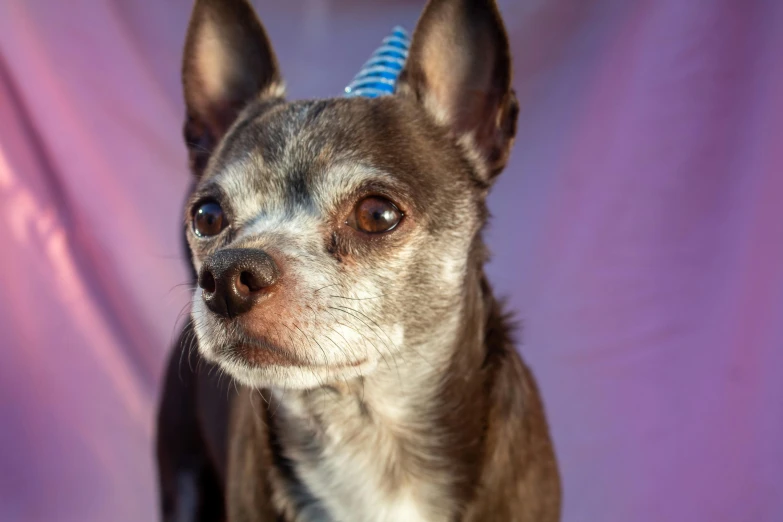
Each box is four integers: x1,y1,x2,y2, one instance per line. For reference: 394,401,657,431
397,0,518,181
182,0,283,175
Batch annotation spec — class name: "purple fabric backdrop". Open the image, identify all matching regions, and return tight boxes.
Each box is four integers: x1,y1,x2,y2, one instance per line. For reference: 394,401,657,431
1,1,782,521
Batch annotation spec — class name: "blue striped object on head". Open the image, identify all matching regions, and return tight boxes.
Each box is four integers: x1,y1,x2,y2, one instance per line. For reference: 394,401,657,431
344,26,410,98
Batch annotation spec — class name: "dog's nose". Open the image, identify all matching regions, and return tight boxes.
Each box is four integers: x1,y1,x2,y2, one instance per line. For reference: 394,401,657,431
198,248,279,318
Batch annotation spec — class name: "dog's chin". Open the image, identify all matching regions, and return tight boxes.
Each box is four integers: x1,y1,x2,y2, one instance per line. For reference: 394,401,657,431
198,339,374,390
216,359,374,390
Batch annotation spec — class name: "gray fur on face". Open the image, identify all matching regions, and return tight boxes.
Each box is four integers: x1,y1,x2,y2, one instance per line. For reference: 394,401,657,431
188,97,482,391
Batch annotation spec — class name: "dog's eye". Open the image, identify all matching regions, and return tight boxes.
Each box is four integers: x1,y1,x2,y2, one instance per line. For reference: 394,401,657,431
348,197,402,234
193,201,226,237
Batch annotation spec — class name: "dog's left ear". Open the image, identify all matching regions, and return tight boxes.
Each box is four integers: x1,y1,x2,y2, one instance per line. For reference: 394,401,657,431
182,0,283,176
397,0,518,181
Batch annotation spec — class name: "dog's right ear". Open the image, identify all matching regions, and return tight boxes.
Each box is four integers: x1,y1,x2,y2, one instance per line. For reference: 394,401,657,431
182,0,283,176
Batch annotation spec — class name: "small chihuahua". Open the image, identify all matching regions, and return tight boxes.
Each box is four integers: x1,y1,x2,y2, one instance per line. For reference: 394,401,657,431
156,0,561,520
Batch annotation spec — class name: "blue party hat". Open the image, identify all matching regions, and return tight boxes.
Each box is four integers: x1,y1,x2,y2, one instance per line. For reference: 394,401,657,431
344,26,410,98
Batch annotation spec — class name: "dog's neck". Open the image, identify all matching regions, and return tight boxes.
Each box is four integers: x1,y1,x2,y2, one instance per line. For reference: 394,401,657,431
267,261,499,522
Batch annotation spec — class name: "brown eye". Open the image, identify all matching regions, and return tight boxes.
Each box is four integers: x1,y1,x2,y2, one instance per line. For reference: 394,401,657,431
193,201,225,237
349,196,402,234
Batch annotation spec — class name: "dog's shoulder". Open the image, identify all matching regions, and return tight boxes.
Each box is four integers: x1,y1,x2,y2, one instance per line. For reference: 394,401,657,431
466,295,562,522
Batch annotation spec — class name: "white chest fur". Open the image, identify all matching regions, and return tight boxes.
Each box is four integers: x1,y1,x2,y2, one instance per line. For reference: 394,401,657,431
273,378,454,522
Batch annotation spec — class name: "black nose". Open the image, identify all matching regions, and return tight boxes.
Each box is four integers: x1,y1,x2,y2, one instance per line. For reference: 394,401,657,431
198,248,279,318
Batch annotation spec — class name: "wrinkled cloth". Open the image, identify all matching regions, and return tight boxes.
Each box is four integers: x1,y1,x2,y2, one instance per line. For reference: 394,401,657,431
1,1,781,521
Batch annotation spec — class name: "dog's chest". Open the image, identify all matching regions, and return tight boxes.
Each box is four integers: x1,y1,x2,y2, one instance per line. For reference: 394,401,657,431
276,391,452,522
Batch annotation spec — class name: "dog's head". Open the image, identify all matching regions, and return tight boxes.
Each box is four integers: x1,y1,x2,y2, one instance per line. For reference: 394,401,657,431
182,0,518,389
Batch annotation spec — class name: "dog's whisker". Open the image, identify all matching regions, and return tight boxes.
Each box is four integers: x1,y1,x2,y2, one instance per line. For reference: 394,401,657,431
338,304,436,371
185,140,213,155
304,303,355,368
248,387,262,423
327,294,386,301
328,306,394,352
313,283,340,295
322,307,397,374
270,384,286,419
168,281,199,296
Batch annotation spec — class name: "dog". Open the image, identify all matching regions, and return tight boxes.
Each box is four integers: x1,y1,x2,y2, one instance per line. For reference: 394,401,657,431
155,0,561,520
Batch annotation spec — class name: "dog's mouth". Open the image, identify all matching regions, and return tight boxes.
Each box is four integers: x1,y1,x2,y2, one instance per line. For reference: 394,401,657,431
214,336,366,370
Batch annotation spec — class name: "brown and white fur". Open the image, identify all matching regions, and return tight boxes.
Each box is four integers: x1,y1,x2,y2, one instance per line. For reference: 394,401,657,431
155,0,561,520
